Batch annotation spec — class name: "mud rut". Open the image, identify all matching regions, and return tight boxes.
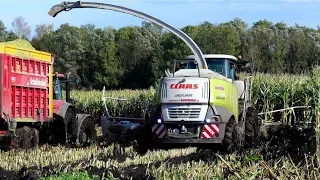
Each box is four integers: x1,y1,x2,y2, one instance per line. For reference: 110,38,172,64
0,125,318,180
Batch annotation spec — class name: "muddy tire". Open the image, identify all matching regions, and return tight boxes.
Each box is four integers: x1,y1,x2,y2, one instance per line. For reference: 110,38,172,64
65,108,77,143
48,119,66,146
133,125,152,155
134,139,150,155
222,117,236,153
28,128,39,148
78,117,97,146
234,121,245,152
15,127,32,149
245,107,261,148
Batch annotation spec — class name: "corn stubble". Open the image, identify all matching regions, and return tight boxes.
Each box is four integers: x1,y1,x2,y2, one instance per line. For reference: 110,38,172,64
1,70,320,179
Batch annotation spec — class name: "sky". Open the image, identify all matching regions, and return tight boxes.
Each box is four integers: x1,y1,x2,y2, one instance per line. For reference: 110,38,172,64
1,0,320,36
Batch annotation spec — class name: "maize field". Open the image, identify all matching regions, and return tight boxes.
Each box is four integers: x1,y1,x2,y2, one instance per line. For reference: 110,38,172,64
0,70,320,179
72,70,320,127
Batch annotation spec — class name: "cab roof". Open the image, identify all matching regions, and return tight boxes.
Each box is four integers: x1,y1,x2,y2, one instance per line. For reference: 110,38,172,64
185,54,238,62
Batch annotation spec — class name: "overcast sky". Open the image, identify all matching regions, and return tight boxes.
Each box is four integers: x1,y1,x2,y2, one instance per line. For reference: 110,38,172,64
1,0,320,36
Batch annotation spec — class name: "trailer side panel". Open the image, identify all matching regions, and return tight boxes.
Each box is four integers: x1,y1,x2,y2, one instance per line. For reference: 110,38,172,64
0,43,53,123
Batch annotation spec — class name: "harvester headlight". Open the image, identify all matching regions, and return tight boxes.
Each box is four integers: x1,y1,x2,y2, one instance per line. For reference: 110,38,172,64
173,128,179,134
205,116,220,123
157,118,162,124
205,106,221,123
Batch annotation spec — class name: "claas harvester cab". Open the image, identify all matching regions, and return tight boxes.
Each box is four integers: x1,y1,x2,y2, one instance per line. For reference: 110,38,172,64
0,39,96,150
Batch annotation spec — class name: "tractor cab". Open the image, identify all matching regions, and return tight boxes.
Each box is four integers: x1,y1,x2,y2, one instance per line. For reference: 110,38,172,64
53,72,81,103
53,72,65,101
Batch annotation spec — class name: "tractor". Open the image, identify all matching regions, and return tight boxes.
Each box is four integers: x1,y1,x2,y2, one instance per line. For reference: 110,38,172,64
50,70,97,146
0,39,97,150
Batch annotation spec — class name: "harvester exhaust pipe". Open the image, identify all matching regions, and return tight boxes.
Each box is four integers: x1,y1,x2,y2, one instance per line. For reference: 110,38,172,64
48,1,208,69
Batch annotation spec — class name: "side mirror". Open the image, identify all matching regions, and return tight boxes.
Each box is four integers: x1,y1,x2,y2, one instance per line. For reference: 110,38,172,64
236,60,254,74
75,77,81,88
65,72,72,80
245,62,254,73
75,77,81,84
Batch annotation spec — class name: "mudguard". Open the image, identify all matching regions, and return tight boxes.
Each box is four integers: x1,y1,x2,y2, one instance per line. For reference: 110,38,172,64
53,100,74,120
53,100,77,140
75,114,91,137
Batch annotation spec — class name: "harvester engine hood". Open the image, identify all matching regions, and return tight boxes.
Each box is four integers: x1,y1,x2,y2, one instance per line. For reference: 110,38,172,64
160,77,209,104
159,76,210,122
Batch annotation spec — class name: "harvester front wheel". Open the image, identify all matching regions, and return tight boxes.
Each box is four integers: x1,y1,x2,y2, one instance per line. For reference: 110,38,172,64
234,121,245,152
245,107,261,148
222,117,236,153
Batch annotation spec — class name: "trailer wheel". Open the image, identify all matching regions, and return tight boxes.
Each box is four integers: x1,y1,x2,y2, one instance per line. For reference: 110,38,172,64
245,107,260,148
28,128,39,148
222,117,236,153
78,117,97,146
15,127,32,149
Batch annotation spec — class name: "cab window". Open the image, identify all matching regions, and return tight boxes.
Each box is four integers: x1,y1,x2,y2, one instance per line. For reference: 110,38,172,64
229,63,236,81
186,58,227,77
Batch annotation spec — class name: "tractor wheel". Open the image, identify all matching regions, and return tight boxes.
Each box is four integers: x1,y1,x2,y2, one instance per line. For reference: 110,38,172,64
245,107,261,148
222,117,236,153
65,108,77,143
78,117,97,146
48,119,66,146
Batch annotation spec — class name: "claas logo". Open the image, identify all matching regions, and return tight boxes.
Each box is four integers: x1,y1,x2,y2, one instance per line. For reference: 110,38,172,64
170,84,198,89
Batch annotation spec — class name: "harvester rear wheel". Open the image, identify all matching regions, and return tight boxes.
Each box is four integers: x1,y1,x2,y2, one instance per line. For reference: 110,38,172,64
222,117,236,153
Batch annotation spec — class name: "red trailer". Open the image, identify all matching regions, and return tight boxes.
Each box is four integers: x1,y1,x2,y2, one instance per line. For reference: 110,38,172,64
0,39,96,150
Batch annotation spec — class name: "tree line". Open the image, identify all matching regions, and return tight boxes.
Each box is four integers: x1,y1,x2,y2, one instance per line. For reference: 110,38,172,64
1,16,320,90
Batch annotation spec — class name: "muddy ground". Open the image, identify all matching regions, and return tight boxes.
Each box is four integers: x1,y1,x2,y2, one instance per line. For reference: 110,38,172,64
0,124,318,180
